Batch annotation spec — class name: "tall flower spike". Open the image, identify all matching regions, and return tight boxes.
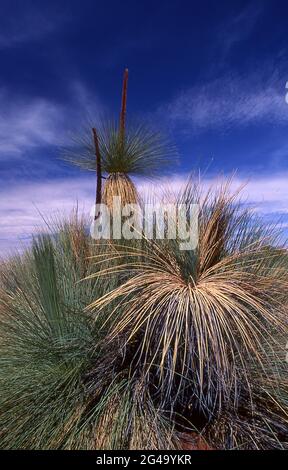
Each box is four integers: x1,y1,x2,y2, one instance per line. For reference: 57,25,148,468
119,68,129,141
92,127,102,219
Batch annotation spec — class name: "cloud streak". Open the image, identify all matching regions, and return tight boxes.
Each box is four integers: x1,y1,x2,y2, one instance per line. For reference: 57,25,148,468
0,3,68,49
0,94,62,157
0,83,103,161
1,173,288,256
164,72,288,133
216,3,263,58
0,176,95,256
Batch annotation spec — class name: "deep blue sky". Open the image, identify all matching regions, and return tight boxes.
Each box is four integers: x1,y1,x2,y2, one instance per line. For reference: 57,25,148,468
1,0,288,253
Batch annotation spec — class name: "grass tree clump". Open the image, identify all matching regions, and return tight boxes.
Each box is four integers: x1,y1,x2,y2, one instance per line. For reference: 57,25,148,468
0,215,180,449
88,180,288,449
0,217,100,449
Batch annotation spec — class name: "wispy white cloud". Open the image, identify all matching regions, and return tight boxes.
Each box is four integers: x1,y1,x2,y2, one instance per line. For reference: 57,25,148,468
0,83,103,160
216,3,263,57
0,94,62,156
139,173,288,215
1,173,288,256
163,72,288,133
0,176,95,256
0,4,68,49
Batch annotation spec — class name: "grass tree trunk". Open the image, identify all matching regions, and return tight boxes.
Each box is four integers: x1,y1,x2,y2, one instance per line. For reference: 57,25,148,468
119,68,128,143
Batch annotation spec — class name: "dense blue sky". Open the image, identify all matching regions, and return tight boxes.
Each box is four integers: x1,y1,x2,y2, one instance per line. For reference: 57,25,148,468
1,0,288,254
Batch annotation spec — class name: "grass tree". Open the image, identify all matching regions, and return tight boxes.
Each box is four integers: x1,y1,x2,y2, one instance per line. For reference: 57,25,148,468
88,180,288,449
63,69,176,208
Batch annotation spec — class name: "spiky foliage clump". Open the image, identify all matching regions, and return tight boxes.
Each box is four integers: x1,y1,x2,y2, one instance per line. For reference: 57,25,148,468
0,215,179,449
63,120,176,207
88,181,288,449
64,121,175,177
0,216,98,449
